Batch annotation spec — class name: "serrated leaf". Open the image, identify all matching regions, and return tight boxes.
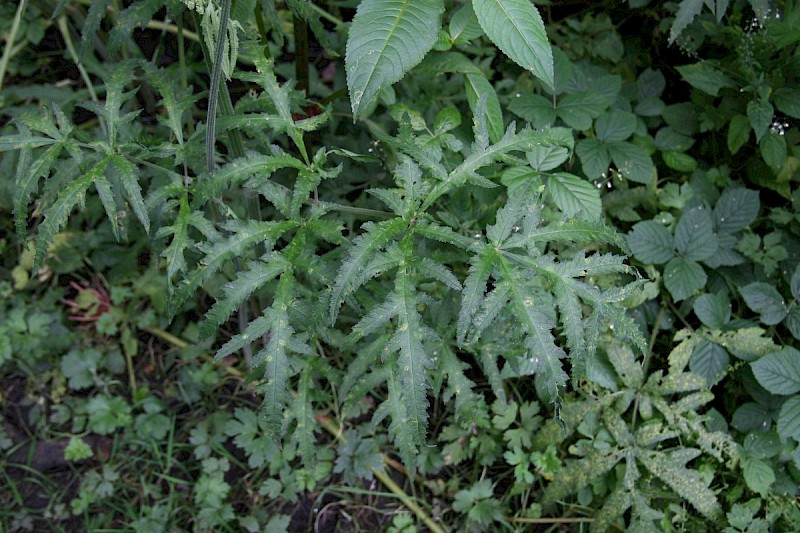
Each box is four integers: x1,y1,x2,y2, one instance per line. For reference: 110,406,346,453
747,98,773,142
346,0,444,119
110,156,149,233
690,340,729,385
713,187,759,233
760,132,787,168
664,257,706,301
693,292,730,329
458,248,496,343
14,142,64,238
742,457,775,495
595,111,637,143
608,142,656,185
627,221,674,264
547,173,601,220
638,448,721,519
669,0,704,43
773,87,800,119
751,347,800,395
464,74,505,143
557,92,608,130
200,257,290,338
526,145,569,171
676,62,734,96
576,138,611,179
727,114,751,154
740,282,787,326
472,0,553,87
674,205,717,261
777,396,800,441
508,93,556,128
330,218,407,323
34,156,111,272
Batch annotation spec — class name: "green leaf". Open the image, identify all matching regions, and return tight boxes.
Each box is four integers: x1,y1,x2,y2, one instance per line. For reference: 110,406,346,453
607,142,656,185
777,396,800,441
508,93,556,128
727,114,751,154
689,340,729,385
674,205,718,261
458,248,496,343
664,257,706,301
472,0,553,87
638,448,721,519
346,0,444,119
330,218,407,323
760,132,787,168
449,3,483,44
526,145,570,172
669,0,704,43
676,61,734,96
595,111,637,143
65,437,94,462
713,188,759,233
751,347,800,395
464,74,505,143
110,156,149,233
557,92,608,130
740,282,788,326
747,99,773,142
773,88,800,119
34,156,111,273
742,457,775,495
693,292,730,329
547,173,601,220
575,138,611,179
662,151,697,172
627,221,674,264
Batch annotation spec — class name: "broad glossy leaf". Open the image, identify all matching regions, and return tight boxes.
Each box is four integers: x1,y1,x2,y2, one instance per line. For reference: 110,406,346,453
595,111,637,143
760,132,787,168
465,74,504,142
669,0,703,44
346,0,444,119
747,98,773,142
607,142,656,185
689,340,729,385
472,0,553,87
575,138,611,179
727,114,751,154
773,87,800,119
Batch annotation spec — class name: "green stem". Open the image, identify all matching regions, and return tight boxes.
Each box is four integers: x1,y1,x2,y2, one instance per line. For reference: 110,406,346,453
316,416,446,533
205,0,232,172
0,0,27,94
293,15,309,96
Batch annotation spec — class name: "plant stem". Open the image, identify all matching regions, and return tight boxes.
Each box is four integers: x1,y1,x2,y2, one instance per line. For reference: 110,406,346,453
146,20,199,42
316,415,445,533
0,0,27,94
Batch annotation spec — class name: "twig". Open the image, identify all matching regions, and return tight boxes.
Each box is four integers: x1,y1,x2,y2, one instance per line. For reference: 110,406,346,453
0,0,27,94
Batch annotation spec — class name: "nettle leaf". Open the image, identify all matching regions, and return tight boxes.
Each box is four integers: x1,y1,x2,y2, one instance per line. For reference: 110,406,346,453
739,282,788,325
608,142,656,185
595,111,636,143
547,173,602,220
664,257,706,301
674,205,717,261
346,0,444,119
627,221,674,265
575,138,610,179
751,347,800,395
472,0,553,87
